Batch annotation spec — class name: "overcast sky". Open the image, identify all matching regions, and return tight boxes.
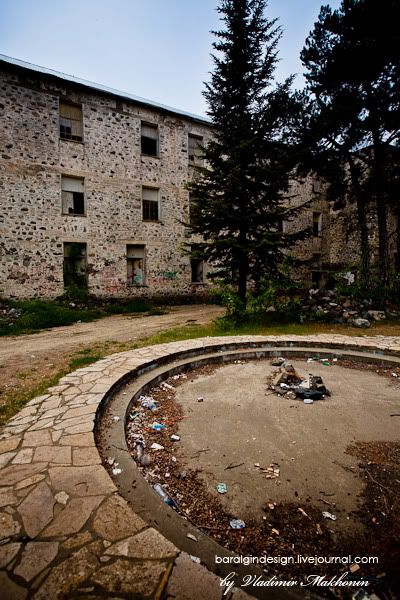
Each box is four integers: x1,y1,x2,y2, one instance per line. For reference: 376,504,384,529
0,0,341,116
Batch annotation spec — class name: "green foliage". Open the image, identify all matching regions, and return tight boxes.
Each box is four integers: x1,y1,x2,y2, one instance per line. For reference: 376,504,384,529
188,0,303,305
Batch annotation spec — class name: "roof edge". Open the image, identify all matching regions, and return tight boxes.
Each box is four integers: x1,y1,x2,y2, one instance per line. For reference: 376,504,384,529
0,53,212,126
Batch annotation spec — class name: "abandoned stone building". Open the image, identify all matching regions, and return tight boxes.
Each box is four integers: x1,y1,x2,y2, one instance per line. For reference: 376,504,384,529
0,54,398,299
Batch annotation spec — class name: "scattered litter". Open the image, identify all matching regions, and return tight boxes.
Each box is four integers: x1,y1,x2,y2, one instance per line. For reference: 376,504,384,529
190,555,201,563
197,396,204,402
224,462,244,470
186,533,198,542
150,442,165,451
350,563,360,573
107,457,115,466
162,382,174,390
171,456,177,463
150,422,165,431
391,372,398,377
140,454,152,466
216,483,227,494
304,398,314,404
271,356,285,366
179,471,187,480
112,468,122,475
140,396,157,410
153,483,177,508
271,528,280,535
254,462,280,478
113,416,120,422
230,519,246,529
55,491,69,505
320,360,330,366
307,358,314,363
316,523,323,535
170,434,181,441
322,511,337,521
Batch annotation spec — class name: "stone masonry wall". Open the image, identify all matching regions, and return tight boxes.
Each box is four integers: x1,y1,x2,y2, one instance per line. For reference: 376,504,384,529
0,64,212,299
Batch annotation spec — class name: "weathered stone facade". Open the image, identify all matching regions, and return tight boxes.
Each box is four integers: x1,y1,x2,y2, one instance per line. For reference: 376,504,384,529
0,55,398,299
0,56,212,299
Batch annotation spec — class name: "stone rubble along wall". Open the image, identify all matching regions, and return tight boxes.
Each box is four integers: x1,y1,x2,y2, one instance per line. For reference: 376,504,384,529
0,65,212,299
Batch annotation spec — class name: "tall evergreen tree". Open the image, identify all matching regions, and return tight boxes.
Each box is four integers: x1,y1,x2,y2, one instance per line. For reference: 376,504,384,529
188,0,303,307
301,0,400,286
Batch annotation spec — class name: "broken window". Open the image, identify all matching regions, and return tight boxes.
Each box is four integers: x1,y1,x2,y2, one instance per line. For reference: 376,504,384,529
63,242,87,289
311,270,323,289
142,187,159,221
62,176,85,216
191,246,205,283
141,122,159,156
312,212,322,237
59,102,83,141
188,134,203,166
127,245,145,286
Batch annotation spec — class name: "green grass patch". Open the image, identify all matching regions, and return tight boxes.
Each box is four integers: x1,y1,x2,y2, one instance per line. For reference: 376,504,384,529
0,297,167,337
68,353,102,370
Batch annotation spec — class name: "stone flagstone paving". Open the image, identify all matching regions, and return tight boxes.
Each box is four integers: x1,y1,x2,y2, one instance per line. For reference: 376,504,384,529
1,335,400,599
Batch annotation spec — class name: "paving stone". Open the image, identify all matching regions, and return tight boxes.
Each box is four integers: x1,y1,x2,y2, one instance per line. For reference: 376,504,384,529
91,558,168,597
38,398,62,411
14,473,46,490
59,432,95,446
8,415,37,426
0,542,21,568
92,495,146,541
33,446,72,464
63,422,95,434
105,528,178,559
72,447,101,466
48,465,116,496
32,541,103,600
0,437,20,453
14,542,59,582
62,531,93,550
53,415,94,431
0,487,18,507
52,431,62,443
165,552,223,600
0,512,21,539
42,496,103,536
22,430,52,447
0,463,48,486
62,405,96,420
0,451,17,467
27,419,54,432
12,448,34,464
0,571,27,600
26,394,50,406
17,482,55,537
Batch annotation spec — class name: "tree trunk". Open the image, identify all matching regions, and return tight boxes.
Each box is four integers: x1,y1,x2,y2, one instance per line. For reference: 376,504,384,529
237,231,248,309
349,158,370,287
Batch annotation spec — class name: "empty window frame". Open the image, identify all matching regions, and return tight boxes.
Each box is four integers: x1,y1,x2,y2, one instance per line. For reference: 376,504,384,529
62,176,85,216
141,122,159,156
142,187,159,221
188,134,203,166
127,245,145,286
191,246,204,283
59,102,83,141
312,212,322,237
63,242,87,289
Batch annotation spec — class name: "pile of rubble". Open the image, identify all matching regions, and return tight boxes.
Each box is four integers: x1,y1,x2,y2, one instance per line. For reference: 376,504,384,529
299,288,391,327
267,357,331,402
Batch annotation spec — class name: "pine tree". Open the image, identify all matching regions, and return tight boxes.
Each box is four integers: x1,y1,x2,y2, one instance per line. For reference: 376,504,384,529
188,0,303,308
301,0,400,287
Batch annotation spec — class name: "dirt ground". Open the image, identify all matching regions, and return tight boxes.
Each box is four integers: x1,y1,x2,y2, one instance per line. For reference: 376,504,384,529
126,358,400,597
0,305,223,414
174,360,400,525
